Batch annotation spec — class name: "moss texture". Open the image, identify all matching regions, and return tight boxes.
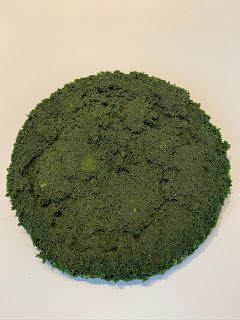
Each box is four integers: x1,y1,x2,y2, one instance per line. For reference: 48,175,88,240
7,71,231,281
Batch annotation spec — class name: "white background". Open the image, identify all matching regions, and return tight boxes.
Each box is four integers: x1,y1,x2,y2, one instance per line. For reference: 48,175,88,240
0,1,240,319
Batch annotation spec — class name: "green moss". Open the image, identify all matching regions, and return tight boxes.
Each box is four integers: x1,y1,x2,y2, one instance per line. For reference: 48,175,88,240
81,154,97,172
6,71,231,281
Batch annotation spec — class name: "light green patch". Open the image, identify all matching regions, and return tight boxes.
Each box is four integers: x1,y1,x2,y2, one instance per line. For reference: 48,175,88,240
39,182,47,188
133,207,137,213
81,154,96,172
159,140,168,149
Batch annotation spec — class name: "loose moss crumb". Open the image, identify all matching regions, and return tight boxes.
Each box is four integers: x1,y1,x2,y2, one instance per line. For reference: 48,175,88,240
6,71,231,281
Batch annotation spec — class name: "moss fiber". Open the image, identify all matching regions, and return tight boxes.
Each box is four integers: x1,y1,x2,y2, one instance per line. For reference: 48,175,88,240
7,71,231,281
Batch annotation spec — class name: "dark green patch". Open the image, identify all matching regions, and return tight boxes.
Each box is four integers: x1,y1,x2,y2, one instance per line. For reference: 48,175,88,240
7,71,231,281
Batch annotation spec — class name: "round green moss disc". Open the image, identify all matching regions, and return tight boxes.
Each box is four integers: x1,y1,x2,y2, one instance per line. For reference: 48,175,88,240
7,71,231,281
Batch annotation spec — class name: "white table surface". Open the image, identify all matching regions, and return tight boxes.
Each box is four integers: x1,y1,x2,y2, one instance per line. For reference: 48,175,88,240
0,1,240,319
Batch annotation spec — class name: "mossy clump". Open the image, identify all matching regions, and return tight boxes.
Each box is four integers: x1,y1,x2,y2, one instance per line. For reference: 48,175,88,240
7,71,231,281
